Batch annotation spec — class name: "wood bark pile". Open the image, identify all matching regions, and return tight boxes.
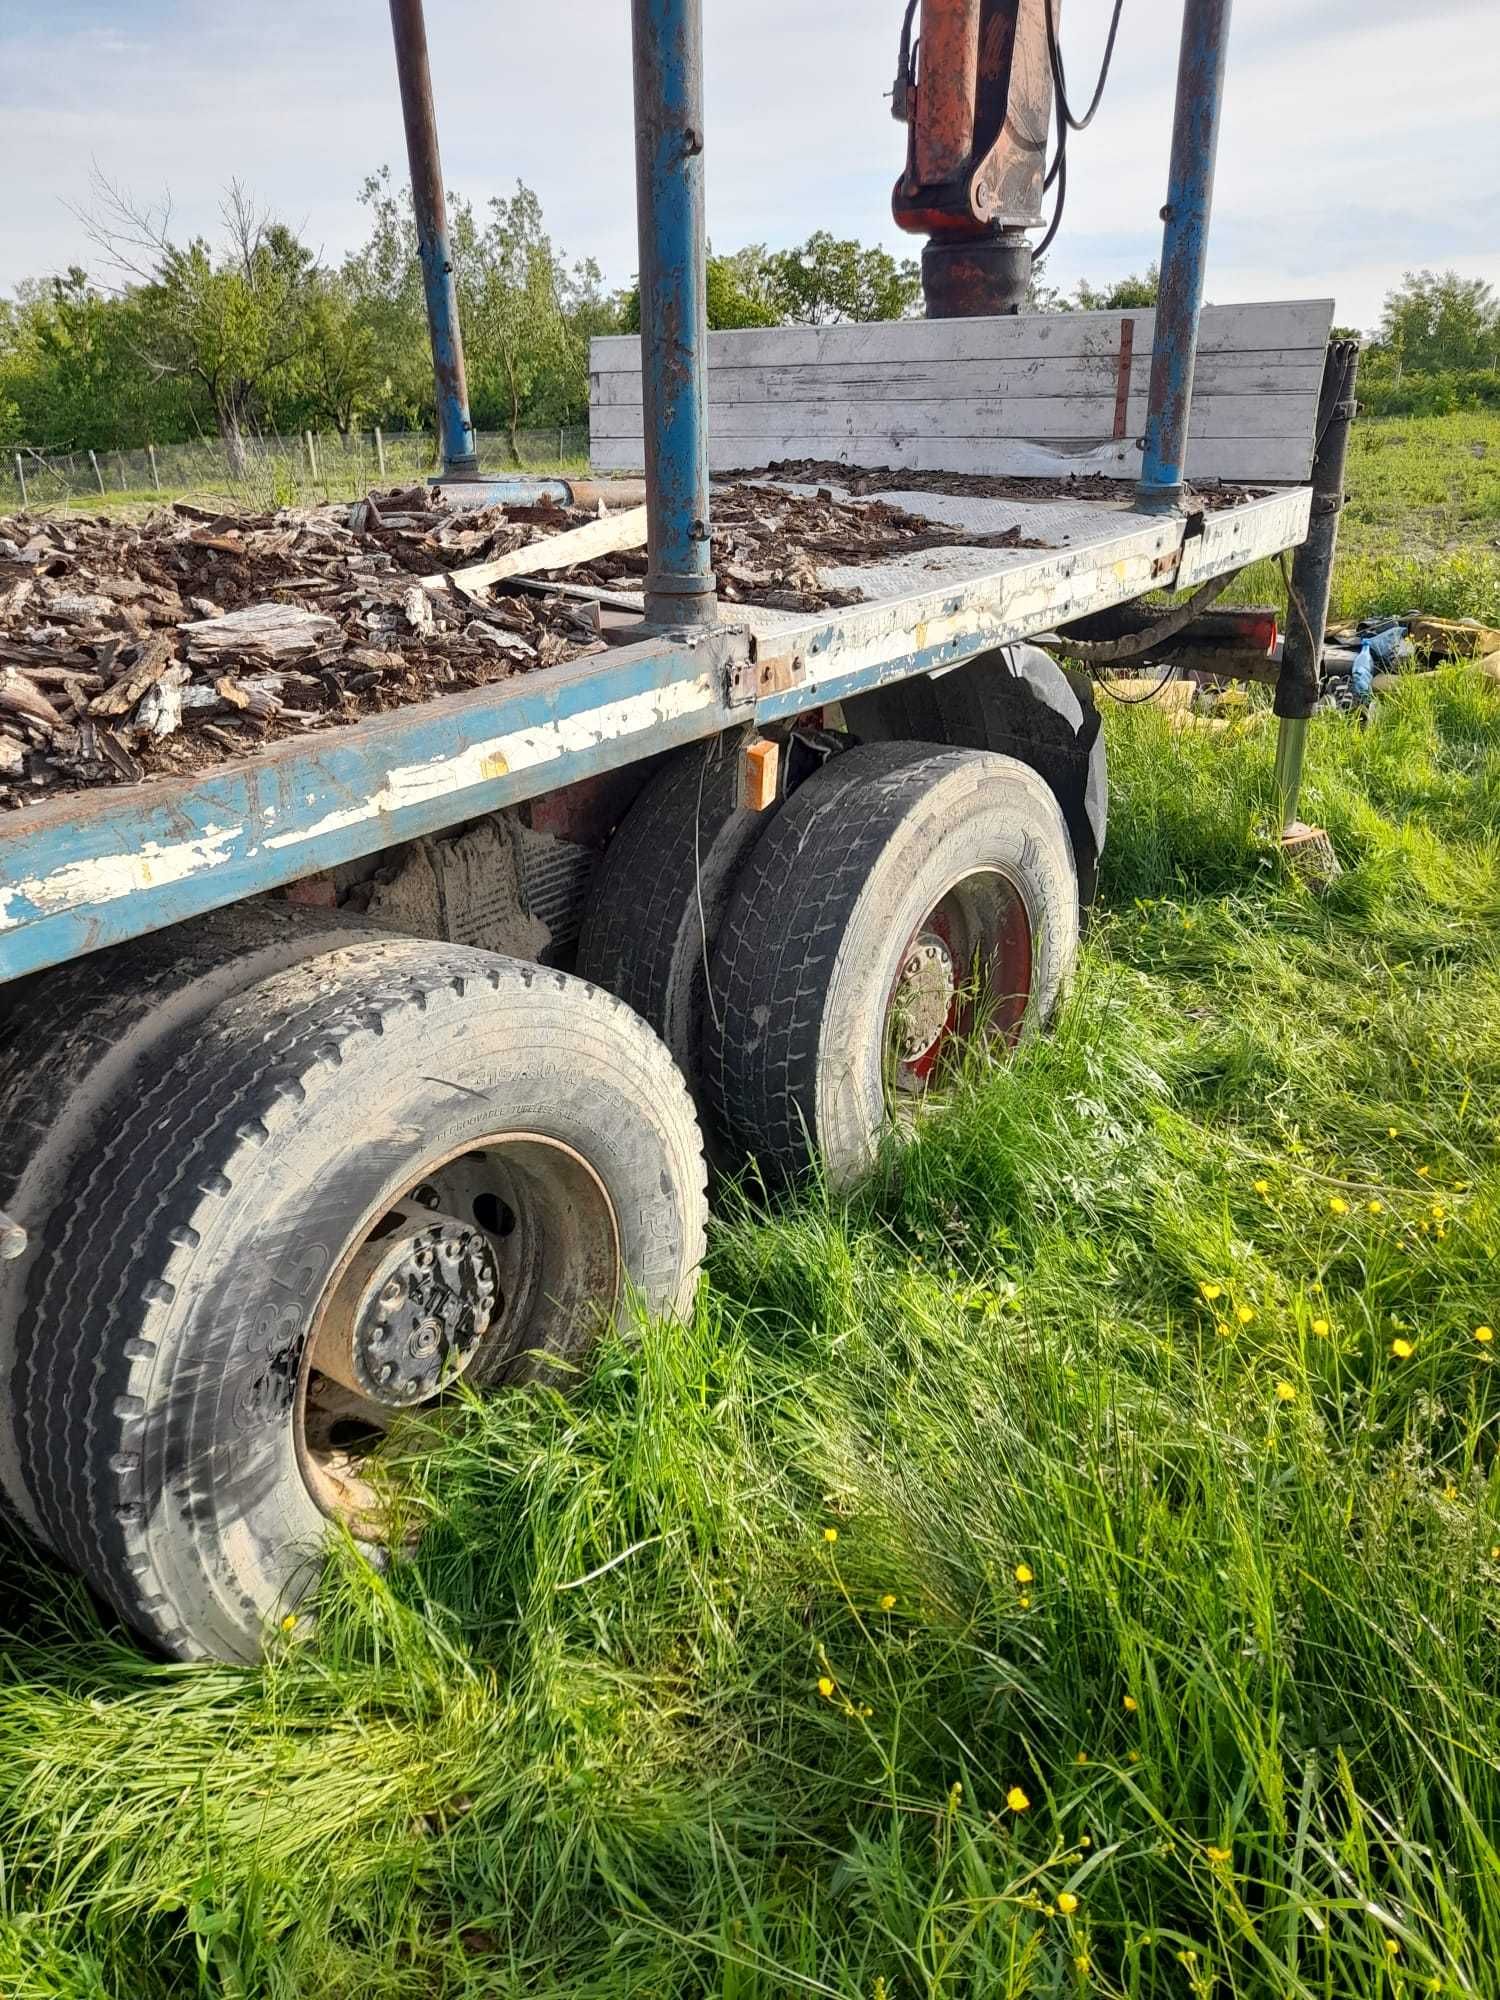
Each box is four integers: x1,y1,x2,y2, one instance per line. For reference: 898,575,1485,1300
0,479,1019,809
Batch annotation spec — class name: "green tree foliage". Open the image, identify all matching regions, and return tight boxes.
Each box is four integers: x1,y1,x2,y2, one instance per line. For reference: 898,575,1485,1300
760,231,920,325
1370,269,1499,378
1070,263,1160,311
76,178,321,474
617,246,781,334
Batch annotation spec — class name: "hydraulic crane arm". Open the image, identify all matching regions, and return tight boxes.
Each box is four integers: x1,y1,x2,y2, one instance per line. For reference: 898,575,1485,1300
892,0,1056,317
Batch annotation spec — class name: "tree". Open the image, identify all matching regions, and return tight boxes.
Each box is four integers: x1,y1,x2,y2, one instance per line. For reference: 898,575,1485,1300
1071,264,1160,311
464,184,583,462
617,246,780,335
80,176,317,475
762,232,920,325
1372,270,1498,378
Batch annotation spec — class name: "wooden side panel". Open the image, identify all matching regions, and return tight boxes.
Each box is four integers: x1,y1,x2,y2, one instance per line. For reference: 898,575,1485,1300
591,299,1335,485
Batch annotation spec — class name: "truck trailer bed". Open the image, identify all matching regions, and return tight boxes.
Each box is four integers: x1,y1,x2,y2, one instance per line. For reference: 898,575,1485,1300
0,476,1310,986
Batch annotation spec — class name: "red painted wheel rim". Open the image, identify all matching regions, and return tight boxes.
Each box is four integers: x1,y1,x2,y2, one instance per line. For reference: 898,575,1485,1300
883,868,1033,1096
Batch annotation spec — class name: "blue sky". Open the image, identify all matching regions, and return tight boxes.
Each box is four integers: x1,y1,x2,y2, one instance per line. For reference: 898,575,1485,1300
0,0,1495,329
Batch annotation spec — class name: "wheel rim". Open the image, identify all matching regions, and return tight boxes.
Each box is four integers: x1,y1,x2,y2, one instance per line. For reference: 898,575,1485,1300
296,1134,620,1527
883,868,1033,1096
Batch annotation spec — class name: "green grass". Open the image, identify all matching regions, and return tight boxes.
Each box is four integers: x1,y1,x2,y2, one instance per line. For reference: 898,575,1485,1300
1237,410,1500,629
2,665,1498,1999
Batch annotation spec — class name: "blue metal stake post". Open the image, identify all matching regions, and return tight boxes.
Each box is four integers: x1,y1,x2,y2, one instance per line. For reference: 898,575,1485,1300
1137,0,1233,510
631,0,717,629
389,0,480,480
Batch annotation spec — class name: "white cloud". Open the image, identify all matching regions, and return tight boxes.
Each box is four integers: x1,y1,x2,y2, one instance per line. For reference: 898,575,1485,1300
0,0,1495,329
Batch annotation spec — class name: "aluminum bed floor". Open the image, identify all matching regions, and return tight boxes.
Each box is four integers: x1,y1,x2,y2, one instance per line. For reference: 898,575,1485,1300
0,481,1310,985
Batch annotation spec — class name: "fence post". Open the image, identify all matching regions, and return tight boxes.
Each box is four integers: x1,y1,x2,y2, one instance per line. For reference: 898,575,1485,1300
374,427,386,478
558,425,565,461
303,430,319,483
148,443,160,492
88,449,106,496
116,452,128,492
14,454,27,509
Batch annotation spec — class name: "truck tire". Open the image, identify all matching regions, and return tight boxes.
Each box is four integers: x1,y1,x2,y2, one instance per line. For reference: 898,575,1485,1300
0,902,399,1544
12,938,706,1662
704,743,1078,1186
841,644,1108,904
575,733,785,1081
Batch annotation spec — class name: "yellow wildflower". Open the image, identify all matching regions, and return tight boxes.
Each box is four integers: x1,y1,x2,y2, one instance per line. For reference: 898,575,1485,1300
1312,1317,1330,1337
817,1676,835,1698
1253,1178,1270,1194
1392,1337,1415,1359
879,1592,897,1610
1385,1938,1401,1957
1015,1562,1034,1584
1368,1199,1384,1214
1417,1165,1431,1178
1075,1751,1089,1765
1200,1282,1223,1302
1475,1326,1494,1345
1329,1197,1350,1215
1127,1749,1141,1764
1206,1844,1232,1863
1057,1891,1080,1916
1006,1784,1030,1812
822,1526,839,1544
1236,1304,1255,1325
1075,1954,1091,1975
1018,1594,1032,1609
280,1614,297,1632
1123,1694,1138,1712
1275,1380,1297,1403
1388,1126,1399,1138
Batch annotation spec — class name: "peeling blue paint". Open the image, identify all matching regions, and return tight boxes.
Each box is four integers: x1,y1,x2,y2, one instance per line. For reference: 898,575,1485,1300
1138,0,1233,509
631,0,716,627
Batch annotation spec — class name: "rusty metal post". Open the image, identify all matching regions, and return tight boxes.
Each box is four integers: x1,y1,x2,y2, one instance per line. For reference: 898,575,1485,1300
1274,339,1360,829
630,0,717,629
1137,0,1233,510
388,0,479,479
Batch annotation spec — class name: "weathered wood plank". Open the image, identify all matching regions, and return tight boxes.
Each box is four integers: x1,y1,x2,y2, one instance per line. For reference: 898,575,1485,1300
590,300,1335,373
419,506,649,591
592,391,1318,446
590,352,1327,408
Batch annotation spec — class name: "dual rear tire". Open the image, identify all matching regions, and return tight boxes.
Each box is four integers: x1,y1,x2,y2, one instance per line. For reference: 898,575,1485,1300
3,659,1096,1661
2,927,705,1661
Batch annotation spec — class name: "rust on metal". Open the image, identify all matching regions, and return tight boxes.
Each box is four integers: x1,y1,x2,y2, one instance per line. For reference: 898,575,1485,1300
1112,317,1136,440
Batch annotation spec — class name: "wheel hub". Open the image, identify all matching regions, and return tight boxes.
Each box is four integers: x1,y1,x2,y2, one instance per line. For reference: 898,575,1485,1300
891,932,956,1064
313,1199,500,1408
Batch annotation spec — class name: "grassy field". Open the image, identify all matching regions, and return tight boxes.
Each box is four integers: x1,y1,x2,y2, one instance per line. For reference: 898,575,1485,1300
1,425,1499,2000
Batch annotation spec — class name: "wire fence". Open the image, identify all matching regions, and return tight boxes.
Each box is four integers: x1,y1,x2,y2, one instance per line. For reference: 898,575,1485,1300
2,427,592,511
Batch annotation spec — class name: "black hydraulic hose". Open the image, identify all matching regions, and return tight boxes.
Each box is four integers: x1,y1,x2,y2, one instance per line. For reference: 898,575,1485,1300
1045,0,1127,133
1059,569,1243,665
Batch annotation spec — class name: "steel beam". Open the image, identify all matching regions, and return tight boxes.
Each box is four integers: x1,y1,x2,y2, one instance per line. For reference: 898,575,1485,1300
1137,0,1233,509
388,0,480,479
630,0,717,629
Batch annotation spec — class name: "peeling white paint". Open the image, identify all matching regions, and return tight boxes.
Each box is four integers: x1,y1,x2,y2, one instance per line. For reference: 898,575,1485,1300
0,824,245,931
263,673,716,853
